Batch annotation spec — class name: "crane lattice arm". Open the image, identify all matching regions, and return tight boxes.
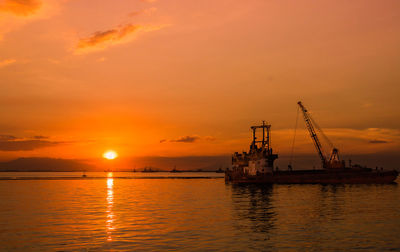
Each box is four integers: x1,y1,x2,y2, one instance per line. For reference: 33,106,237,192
297,101,327,167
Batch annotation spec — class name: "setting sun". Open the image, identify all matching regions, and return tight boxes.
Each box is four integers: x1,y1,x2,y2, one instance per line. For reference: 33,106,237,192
103,151,118,160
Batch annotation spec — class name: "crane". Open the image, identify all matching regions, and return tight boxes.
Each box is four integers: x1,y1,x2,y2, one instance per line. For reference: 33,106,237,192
297,101,344,169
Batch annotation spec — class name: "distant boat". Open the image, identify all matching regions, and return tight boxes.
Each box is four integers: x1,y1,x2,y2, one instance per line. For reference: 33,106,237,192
170,166,182,173
142,166,157,173
82,171,87,178
216,167,224,173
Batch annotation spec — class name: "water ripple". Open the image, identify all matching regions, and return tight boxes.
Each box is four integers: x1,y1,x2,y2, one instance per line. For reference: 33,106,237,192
0,174,398,251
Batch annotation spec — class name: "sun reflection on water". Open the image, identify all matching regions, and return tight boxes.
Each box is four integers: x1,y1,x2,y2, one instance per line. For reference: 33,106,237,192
106,172,114,242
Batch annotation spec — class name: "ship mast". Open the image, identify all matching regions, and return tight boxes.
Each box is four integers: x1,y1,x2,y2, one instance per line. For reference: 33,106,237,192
250,121,271,152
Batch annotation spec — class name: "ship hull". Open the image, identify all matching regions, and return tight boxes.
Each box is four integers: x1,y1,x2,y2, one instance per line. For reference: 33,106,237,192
225,169,398,184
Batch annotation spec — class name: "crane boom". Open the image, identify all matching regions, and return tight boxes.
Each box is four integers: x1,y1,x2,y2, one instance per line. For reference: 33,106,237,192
297,101,345,169
297,101,326,166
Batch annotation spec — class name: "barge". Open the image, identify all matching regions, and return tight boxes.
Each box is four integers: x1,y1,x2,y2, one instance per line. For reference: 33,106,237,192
225,102,398,184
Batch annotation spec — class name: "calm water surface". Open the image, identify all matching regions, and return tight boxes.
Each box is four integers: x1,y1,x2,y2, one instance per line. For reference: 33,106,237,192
0,172,399,251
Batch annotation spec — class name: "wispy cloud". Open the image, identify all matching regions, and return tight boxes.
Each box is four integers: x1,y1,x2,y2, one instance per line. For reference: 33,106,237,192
0,0,59,40
128,7,157,17
75,23,165,54
0,134,61,151
0,0,42,16
0,59,16,68
77,24,141,50
204,136,216,141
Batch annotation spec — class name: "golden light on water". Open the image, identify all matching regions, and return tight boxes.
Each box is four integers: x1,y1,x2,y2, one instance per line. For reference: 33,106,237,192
103,150,118,160
106,174,114,242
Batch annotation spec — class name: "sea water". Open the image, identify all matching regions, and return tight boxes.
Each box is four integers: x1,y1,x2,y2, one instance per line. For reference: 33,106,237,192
0,172,399,251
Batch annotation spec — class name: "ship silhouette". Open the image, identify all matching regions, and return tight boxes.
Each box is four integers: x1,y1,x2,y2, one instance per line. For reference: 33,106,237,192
225,102,398,184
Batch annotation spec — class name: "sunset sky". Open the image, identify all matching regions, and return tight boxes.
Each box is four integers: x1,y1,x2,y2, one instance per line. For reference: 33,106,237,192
0,0,399,169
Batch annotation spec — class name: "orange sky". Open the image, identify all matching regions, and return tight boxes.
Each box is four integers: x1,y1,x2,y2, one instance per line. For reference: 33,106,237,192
0,0,399,167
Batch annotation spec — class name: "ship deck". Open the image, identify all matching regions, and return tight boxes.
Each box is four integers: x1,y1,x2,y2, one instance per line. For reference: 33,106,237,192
225,169,398,184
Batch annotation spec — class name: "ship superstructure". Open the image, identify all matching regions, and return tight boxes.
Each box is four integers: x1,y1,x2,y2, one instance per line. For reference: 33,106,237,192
232,121,278,176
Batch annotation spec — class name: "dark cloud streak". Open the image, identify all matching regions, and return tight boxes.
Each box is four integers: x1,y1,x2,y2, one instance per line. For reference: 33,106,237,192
171,135,200,143
0,135,19,141
0,157,93,172
0,140,61,151
0,134,61,151
33,135,49,139
369,140,389,144
160,135,216,144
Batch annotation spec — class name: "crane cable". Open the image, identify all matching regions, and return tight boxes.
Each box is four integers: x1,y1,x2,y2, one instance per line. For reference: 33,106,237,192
289,106,300,166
